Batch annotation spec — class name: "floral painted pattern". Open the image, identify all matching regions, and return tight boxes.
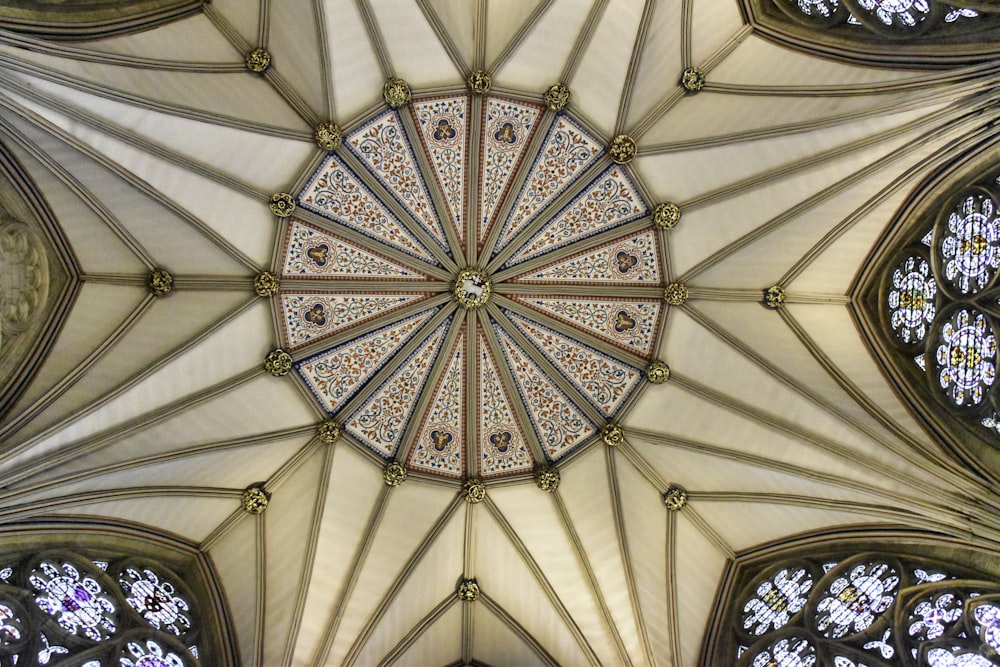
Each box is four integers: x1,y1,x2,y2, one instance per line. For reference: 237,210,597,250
281,293,430,349
478,97,543,242
505,165,648,267
411,95,468,244
298,155,436,264
514,295,661,357
295,308,438,415
281,220,428,280
511,230,661,285
287,92,664,479
409,329,465,477
495,327,596,461
494,115,604,254
478,330,534,476
507,311,642,416
346,320,451,456
347,111,450,250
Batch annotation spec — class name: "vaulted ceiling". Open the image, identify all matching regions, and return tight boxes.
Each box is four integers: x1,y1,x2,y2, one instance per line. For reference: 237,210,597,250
1,1,999,665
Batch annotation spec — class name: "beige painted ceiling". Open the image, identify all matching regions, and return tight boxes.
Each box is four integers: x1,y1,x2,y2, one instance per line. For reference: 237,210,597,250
1,1,999,665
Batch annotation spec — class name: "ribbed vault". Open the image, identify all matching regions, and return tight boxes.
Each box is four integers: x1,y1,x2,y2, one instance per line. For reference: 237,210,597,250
0,1,998,665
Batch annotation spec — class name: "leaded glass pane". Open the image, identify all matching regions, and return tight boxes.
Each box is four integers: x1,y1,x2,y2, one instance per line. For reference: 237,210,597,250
748,635,817,666
938,190,1000,296
813,560,899,638
741,566,814,637
886,252,936,346
117,566,192,637
28,558,118,641
932,307,997,407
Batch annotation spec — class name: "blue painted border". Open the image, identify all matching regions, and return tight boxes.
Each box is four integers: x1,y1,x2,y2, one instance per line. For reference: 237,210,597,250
492,112,606,258
345,316,454,460
503,164,650,268
490,316,596,463
504,308,643,418
346,109,452,255
293,306,441,416
296,154,441,267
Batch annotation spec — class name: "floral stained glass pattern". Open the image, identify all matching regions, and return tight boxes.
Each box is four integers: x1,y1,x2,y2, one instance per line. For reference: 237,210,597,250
29,559,119,641
0,551,207,666
939,191,1000,295
726,553,1000,667
933,308,996,407
118,566,192,637
886,253,936,346
741,566,814,637
813,560,899,638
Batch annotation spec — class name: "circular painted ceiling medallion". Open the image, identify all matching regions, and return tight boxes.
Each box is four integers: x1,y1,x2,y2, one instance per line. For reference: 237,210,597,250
278,90,665,480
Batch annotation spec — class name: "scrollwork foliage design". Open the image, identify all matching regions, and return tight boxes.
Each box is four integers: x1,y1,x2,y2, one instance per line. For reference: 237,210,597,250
729,552,1000,667
0,550,203,666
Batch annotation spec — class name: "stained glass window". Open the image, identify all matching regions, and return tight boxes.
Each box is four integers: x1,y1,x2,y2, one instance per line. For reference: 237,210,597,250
728,552,1000,667
881,170,1000,438
0,551,202,666
775,0,988,35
